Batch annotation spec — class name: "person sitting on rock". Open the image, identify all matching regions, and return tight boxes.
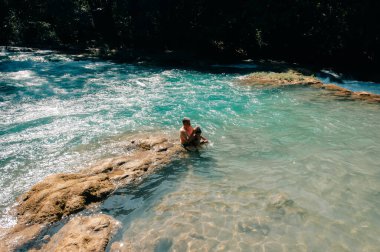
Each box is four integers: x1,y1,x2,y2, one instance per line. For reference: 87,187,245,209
180,117,208,148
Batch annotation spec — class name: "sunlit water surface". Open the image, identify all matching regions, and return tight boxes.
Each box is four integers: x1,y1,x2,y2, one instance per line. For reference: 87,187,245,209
1,49,380,251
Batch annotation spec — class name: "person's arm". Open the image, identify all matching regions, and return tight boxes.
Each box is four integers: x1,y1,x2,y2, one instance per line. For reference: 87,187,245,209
200,135,208,143
180,130,188,144
180,129,196,144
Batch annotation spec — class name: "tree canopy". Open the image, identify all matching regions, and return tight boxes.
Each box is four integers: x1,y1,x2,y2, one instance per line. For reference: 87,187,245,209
1,0,379,72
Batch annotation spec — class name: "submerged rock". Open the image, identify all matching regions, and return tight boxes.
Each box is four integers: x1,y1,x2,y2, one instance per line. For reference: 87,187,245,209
110,241,134,252
267,193,295,209
266,193,306,222
0,134,185,252
30,214,120,252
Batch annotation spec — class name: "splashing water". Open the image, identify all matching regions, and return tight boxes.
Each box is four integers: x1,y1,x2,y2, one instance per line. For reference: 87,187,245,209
1,49,380,251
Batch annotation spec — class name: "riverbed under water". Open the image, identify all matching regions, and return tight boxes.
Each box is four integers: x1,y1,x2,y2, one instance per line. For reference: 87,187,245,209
1,49,380,251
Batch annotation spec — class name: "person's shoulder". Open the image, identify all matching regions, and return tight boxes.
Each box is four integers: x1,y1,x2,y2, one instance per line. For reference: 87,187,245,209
179,126,185,132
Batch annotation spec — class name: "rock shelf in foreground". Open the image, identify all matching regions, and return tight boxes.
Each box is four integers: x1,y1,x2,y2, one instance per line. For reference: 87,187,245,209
30,214,120,252
239,71,380,103
0,134,185,252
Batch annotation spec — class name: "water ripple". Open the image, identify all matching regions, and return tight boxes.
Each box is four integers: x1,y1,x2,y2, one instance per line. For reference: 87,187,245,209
1,50,380,250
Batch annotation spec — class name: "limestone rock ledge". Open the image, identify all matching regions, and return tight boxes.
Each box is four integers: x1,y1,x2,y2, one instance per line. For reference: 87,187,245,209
30,214,120,252
238,70,321,87
0,134,185,252
239,71,380,103
319,84,380,103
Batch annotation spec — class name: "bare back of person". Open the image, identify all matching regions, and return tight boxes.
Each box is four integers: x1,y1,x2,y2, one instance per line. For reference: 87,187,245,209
180,125,194,145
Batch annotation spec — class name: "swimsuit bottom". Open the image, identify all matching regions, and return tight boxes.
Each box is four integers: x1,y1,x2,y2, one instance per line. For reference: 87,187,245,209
181,138,199,148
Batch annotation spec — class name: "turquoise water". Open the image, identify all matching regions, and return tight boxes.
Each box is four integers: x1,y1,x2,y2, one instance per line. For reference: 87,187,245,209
317,72,380,95
1,50,380,251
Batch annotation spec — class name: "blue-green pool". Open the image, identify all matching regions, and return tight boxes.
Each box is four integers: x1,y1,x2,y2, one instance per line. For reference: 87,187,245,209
1,49,380,251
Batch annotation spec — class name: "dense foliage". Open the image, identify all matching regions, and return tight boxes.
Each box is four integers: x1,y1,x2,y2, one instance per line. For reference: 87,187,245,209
1,0,379,71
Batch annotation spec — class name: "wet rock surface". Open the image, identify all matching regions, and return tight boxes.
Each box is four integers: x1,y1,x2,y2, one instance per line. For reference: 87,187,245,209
0,134,185,252
320,84,380,103
30,214,120,252
239,71,380,103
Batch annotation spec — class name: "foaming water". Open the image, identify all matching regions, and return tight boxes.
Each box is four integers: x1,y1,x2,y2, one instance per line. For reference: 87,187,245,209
1,50,380,251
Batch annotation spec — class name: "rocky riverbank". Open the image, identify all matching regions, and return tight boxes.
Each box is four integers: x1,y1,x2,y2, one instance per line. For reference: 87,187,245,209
0,134,186,251
239,70,380,103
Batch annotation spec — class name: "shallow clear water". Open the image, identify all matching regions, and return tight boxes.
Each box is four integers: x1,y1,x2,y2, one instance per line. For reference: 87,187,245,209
1,50,380,251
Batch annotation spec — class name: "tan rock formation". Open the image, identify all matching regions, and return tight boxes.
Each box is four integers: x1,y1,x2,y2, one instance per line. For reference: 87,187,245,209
29,214,119,252
239,71,380,103
238,70,321,87
0,134,185,251
320,84,380,103
17,173,114,226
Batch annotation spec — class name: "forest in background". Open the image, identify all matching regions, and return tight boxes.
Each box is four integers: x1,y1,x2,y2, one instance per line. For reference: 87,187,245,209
1,0,380,76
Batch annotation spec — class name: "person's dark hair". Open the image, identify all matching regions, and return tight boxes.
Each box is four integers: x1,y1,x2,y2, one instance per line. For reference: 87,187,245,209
194,127,202,134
